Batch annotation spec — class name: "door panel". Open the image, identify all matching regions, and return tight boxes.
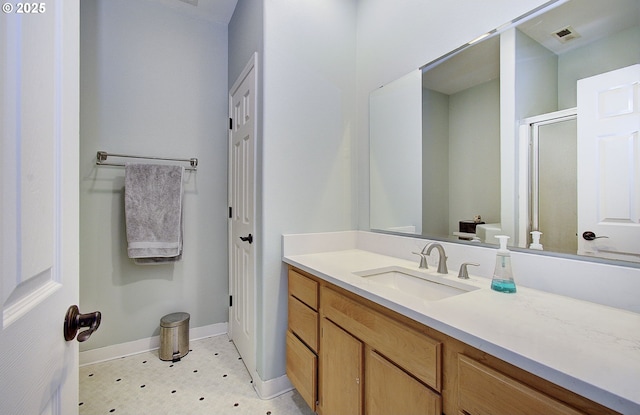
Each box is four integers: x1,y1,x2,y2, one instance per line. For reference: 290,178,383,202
229,53,257,378
366,349,441,415
534,116,578,255
577,64,640,262
320,318,363,415
1,1,80,414
458,355,582,415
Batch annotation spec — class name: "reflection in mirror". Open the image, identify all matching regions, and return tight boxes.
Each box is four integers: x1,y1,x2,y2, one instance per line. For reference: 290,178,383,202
370,70,422,234
421,36,501,241
527,110,577,255
369,0,640,264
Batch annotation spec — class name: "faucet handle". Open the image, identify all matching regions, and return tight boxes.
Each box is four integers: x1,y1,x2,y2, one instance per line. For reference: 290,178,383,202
458,262,479,279
412,252,429,269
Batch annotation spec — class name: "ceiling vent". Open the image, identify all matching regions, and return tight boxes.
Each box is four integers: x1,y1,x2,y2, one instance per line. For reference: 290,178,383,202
551,25,581,43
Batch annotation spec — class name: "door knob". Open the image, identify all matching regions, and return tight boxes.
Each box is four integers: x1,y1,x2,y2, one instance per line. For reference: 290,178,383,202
64,305,101,342
582,231,609,241
239,234,253,244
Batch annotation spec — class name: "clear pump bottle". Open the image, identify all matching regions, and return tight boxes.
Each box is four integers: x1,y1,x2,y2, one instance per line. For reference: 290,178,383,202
491,235,516,293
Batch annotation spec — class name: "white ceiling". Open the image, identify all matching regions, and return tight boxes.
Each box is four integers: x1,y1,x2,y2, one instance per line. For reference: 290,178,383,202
423,0,640,95
518,0,639,55
145,0,238,24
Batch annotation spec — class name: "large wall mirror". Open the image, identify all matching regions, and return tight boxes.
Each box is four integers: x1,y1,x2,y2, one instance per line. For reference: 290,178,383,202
370,0,640,264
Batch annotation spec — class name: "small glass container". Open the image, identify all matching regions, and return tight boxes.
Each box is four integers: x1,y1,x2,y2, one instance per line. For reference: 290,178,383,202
491,235,516,293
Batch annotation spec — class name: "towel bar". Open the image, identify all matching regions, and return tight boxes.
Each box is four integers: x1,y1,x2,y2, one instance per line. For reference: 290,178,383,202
96,151,198,171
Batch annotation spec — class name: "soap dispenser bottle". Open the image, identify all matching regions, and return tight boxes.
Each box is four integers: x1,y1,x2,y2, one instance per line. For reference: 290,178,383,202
491,235,516,293
529,231,543,250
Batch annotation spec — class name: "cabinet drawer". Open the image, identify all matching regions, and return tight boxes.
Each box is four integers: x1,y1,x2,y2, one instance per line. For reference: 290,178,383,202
289,295,319,352
458,354,584,415
289,268,318,310
286,330,317,412
366,349,442,415
322,286,442,391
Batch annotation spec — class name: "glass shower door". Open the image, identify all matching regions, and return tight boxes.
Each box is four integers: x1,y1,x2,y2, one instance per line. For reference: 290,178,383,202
531,114,577,254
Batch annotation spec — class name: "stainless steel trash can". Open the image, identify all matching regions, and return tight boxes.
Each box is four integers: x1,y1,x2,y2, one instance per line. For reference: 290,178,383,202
159,312,190,362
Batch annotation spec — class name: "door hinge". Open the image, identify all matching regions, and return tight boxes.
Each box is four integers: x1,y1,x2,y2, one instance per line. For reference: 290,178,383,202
229,118,233,130
229,295,233,307
229,206,232,218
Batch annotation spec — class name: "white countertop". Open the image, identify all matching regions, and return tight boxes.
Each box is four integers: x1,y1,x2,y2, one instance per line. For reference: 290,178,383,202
283,248,640,414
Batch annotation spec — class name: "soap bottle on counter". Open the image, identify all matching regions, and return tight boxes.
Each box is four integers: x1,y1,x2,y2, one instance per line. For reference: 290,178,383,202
491,235,516,293
529,231,543,250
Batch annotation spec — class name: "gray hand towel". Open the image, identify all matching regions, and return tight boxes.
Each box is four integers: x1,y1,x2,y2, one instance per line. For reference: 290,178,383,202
124,163,184,264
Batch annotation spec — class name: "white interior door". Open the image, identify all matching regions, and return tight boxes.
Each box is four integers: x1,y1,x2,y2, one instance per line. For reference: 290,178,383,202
1,1,80,414
577,64,640,262
228,53,257,379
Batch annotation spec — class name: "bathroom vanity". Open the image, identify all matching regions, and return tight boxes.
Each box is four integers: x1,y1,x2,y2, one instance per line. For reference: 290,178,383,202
283,236,640,415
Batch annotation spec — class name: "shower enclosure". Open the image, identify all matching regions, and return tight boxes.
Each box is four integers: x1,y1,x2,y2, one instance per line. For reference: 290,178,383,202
523,109,577,254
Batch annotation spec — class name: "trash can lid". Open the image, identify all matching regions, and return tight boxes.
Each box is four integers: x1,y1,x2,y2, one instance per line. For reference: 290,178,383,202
161,312,190,327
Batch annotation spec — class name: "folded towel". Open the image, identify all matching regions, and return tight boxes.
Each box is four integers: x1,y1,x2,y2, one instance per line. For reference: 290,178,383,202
124,163,184,264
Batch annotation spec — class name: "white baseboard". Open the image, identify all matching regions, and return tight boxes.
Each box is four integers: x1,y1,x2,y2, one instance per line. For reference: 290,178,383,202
79,322,228,366
251,371,293,400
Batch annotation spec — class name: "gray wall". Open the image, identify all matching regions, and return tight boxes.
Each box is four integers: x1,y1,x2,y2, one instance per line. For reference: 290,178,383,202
515,29,558,119
422,79,500,238
79,0,229,351
260,0,358,382
234,0,640,386
79,0,640,386
230,0,544,384
356,0,547,233
230,0,357,382
558,25,640,109
448,78,500,234
422,88,449,236
228,0,263,86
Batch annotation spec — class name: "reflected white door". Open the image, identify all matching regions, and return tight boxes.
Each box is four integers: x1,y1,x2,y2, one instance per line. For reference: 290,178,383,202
228,53,257,379
577,64,640,262
1,1,80,414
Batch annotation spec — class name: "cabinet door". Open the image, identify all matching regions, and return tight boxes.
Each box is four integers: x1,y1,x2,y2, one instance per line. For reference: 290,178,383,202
366,349,442,415
322,286,442,390
320,318,363,415
458,355,584,415
286,331,317,411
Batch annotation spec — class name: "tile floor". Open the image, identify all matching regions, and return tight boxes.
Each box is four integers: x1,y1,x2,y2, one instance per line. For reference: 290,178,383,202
79,334,315,415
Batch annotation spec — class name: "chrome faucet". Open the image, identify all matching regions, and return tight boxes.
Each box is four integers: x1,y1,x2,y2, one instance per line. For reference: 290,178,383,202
457,262,479,279
413,251,429,269
424,242,448,274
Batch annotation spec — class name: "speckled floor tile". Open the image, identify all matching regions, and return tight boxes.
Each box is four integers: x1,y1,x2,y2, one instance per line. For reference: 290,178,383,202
79,334,315,415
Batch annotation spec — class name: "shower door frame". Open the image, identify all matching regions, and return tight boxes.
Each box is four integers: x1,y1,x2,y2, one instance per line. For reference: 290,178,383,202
518,108,577,248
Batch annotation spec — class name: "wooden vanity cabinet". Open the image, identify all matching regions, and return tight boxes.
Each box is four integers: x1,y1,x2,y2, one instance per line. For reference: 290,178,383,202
319,285,442,415
320,318,363,415
318,312,442,415
366,348,442,415
286,331,316,409
442,331,619,415
285,265,620,415
456,354,584,415
286,268,319,411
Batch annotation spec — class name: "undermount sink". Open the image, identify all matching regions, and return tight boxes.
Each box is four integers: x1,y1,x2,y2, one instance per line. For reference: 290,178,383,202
354,266,479,302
